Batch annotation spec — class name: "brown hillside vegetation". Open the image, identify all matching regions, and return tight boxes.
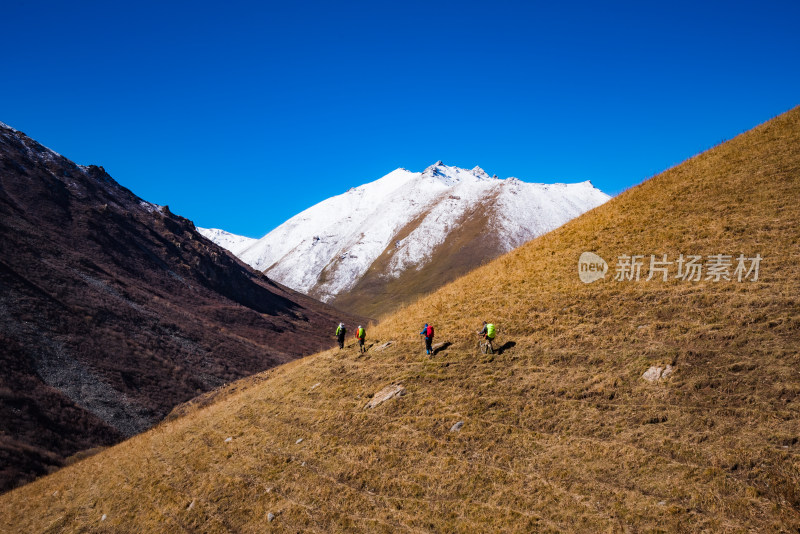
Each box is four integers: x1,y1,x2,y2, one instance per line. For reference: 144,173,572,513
2,106,799,532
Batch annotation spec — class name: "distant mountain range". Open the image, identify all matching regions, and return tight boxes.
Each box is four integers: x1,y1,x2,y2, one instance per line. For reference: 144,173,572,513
200,162,610,317
0,122,362,492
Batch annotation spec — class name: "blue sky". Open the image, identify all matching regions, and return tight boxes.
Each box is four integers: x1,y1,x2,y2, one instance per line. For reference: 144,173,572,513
4,1,799,237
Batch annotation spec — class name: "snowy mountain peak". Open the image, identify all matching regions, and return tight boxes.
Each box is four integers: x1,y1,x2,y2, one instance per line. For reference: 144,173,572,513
422,161,447,175
472,165,490,179
205,164,612,316
420,162,495,187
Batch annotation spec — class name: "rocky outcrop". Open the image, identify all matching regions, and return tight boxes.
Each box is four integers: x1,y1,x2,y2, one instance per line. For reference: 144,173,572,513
642,365,674,383
364,385,406,409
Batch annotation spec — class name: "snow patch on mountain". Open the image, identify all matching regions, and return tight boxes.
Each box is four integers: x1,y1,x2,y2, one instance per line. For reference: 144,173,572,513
208,163,611,301
139,201,162,214
197,228,258,255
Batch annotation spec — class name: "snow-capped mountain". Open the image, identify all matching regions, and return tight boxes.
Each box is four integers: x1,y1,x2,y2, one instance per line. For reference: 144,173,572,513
208,162,611,317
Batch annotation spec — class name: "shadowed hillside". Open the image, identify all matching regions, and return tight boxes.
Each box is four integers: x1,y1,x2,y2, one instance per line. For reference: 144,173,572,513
0,124,364,492
1,106,799,532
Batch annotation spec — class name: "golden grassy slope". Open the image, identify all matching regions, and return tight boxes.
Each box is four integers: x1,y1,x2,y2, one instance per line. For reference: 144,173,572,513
2,106,799,533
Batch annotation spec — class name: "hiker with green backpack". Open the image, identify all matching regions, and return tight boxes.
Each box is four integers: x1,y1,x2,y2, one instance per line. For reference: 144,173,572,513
479,321,496,354
335,323,347,349
355,325,367,353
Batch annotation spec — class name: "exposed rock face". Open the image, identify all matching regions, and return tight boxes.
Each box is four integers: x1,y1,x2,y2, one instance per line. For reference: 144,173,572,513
373,341,395,352
364,385,406,409
0,123,362,492
642,365,674,383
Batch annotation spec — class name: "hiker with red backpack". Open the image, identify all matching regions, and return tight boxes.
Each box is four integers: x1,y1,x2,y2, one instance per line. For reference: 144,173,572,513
355,325,367,353
419,323,434,355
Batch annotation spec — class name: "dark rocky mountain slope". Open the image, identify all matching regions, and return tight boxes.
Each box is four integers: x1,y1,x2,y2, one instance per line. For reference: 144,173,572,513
0,123,362,492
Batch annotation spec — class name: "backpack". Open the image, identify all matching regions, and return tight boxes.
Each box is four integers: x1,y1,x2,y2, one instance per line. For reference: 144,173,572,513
357,327,365,339
426,325,434,338
486,323,496,338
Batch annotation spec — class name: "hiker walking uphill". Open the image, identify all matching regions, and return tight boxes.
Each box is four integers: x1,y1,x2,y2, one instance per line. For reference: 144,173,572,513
419,323,434,355
335,323,347,349
355,325,367,353
479,321,496,354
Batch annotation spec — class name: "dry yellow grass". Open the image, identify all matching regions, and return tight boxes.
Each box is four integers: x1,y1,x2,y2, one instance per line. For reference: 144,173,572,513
2,106,799,532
